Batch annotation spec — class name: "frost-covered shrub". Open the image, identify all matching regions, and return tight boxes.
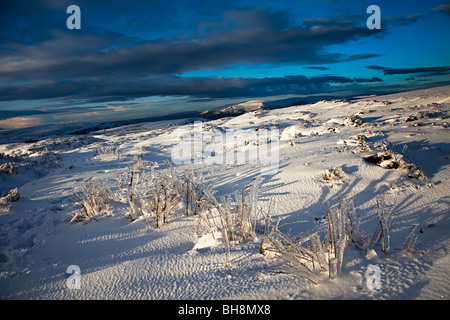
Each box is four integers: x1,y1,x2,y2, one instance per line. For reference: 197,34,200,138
37,151,63,169
200,177,270,264
260,193,389,284
30,137,91,152
183,168,215,216
149,164,184,228
116,160,187,227
206,178,263,239
0,188,20,204
263,195,391,284
70,160,214,229
116,158,155,221
71,180,113,223
370,196,392,254
0,162,18,176
344,115,362,126
264,199,350,283
320,167,346,186
94,145,118,157
264,229,325,284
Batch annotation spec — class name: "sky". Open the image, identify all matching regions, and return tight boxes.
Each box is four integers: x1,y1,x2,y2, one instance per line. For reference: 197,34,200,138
0,0,449,129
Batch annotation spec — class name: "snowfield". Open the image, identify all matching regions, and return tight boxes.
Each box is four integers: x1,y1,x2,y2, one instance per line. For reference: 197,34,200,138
1,85,449,300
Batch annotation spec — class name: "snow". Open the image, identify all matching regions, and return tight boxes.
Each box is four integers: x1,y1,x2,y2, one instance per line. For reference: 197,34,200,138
1,85,450,300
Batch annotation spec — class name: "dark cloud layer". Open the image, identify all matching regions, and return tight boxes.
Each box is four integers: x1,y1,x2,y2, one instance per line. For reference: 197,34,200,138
0,73,382,102
1,8,379,79
0,3,385,103
368,65,450,77
0,0,447,109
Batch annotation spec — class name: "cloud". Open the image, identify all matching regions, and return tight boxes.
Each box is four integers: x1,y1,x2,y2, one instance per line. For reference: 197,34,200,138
0,6,382,101
305,66,331,70
434,4,450,15
0,73,384,102
354,77,382,83
341,54,382,62
367,65,450,76
384,13,423,26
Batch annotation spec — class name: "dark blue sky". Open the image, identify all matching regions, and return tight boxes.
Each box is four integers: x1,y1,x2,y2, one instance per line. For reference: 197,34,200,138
0,0,449,129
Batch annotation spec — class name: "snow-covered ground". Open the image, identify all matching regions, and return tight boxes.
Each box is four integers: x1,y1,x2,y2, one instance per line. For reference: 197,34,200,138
1,85,449,300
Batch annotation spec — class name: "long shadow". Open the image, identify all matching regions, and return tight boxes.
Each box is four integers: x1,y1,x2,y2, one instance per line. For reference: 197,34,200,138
273,165,398,236
390,139,450,180
273,183,331,234
361,115,384,123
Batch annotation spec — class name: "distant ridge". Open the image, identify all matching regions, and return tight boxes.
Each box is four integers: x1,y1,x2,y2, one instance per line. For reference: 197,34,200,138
198,95,342,119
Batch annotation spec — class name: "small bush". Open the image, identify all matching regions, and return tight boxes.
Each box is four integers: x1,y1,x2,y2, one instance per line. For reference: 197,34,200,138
264,198,350,283
71,180,113,223
370,195,392,254
148,165,184,228
199,177,271,264
94,145,118,157
0,188,20,204
320,167,346,186
344,115,362,126
264,196,390,284
38,151,63,169
116,159,156,221
183,168,216,216
115,160,204,228
0,162,18,176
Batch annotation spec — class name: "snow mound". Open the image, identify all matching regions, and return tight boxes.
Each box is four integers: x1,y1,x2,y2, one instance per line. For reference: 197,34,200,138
280,124,327,140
